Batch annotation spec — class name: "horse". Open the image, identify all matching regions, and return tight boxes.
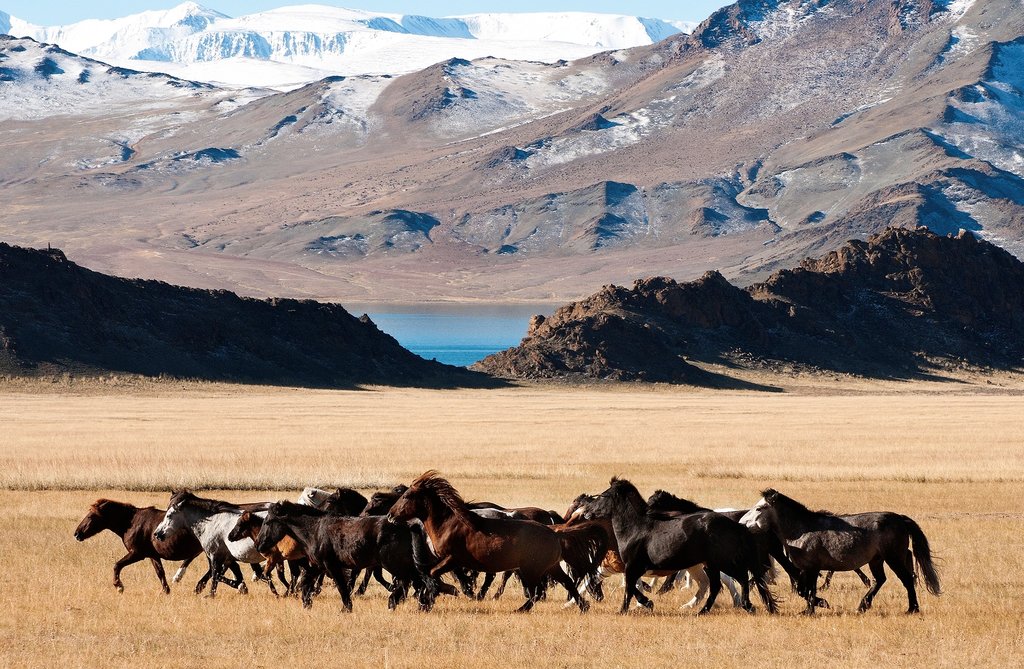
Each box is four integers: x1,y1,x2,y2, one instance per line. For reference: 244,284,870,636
580,478,779,615
362,485,479,599
297,486,369,512
228,510,309,595
468,505,566,601
255,500,443,611
740,489,941,614
154,491,278,597
386,471,604,613
74,498,229,594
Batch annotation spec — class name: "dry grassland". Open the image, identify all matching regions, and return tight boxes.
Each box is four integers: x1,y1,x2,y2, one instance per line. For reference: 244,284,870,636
1,378,1023,668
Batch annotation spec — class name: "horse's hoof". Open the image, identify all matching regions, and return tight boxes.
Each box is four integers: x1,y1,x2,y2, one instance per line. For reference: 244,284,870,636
238,584,249,595
162,587,171,595
115,585,124,594
744,605,756,614
907,607,920,615
697,608,712,616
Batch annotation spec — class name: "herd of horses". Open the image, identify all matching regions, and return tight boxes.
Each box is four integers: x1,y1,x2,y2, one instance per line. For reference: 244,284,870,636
74,472,942,615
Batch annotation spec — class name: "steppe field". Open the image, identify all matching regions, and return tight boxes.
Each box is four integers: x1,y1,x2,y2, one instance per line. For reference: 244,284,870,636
2,376,1023,668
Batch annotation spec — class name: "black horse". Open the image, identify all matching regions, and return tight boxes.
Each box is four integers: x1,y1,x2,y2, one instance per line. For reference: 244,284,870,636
582,478,778,615
256,500,443,611
741,489,941,614
646,489,870,595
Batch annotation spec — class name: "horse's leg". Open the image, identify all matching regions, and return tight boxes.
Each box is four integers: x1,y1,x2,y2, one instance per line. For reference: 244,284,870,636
858,558,887,612
514,574,543,613
854,567,872,587
172,555,195,583
698,566,722,615
300,566,320,609
149,558,171,594
112,551,143,593
226,562,246,593
208,559,226,598
493,571,516,600
372,567,393,591
253,563,279,597
885,553,919,614
821,570,835,590
550,566,590,613
355,568,373,595
387,578,410,610
657,571,679,595
476,571,496,601
621,562,650,613
326,560,353,612
799,570,822,614
682,566,707,609
722,573,743,607
452,568,476,598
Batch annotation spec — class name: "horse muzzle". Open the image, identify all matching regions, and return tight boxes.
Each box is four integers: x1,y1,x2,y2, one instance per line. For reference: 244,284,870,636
74,530,84,542
154,529,167,541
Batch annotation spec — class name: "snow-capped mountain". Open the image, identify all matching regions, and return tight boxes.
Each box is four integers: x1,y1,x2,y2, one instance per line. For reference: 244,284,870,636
0,0,1021,305
1,3,696,88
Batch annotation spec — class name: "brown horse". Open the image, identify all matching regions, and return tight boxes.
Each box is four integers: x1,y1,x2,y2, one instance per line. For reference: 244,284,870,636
74,498,242,593
386,471,604,613
228,510,307,595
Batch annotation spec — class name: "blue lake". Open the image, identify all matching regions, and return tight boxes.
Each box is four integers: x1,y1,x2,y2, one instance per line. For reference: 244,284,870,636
352,304,555,367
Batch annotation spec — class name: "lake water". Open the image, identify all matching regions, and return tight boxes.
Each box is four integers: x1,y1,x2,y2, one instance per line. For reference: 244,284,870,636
351,304,554,367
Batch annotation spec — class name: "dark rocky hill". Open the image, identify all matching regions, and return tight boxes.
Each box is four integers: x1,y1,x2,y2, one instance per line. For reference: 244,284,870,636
0,243,488,387
475,228,1024,384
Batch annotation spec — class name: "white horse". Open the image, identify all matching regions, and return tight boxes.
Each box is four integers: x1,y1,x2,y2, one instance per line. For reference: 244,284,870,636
155,491,278,597
296,487,334,508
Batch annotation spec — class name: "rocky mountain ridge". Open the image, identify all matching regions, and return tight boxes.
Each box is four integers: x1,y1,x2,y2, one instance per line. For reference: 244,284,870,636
474,227,1024,383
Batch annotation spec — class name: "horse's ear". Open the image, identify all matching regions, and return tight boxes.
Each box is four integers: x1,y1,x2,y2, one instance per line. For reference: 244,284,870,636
762,489,779,504
609,476,620,485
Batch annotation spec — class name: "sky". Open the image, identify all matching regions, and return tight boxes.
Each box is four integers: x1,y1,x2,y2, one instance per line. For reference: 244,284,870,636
2,1,727,25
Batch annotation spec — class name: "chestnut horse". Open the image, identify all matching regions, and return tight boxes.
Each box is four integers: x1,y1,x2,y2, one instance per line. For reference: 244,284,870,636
74,498,242,593
386,471,604,613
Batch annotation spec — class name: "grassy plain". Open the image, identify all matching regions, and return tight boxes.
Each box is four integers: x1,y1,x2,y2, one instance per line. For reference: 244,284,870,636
1,377,1022,668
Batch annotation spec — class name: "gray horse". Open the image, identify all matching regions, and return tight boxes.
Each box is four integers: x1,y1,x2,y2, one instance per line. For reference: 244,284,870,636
741,489,941,614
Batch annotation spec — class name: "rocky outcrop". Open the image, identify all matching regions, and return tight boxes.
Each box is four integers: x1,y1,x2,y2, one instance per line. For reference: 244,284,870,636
475,228,1024,382
0,243,487,387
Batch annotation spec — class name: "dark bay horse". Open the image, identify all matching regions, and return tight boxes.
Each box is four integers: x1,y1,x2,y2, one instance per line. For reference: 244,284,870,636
741,489,941,614
581,478,779,615
256,500,443,611
386,471,605,613
74,498,226,593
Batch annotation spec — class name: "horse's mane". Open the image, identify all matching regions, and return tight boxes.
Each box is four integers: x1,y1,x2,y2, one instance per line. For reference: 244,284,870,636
92,499,141,514
409,470,475,524
646,490,708,514
170,490,241,515
271,500,326,517
763,489,836,518
609,477,649,512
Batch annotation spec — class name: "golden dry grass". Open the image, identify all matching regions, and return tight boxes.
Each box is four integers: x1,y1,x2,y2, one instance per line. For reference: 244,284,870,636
2,379,1023,668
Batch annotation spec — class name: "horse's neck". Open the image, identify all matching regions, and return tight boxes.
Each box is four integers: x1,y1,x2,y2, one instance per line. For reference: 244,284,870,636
610,497,647,539
284,514,322,552
102,503,140,536
422,496,474,548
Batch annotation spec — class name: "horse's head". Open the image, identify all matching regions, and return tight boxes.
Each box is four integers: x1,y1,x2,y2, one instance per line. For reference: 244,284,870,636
74,499,114,541
585,477,646,519
228,510,260,542
563,493,594,524
323,487,368,516
255,502,290,553
386,485,424,524
154,492,191,541
738,490,778,532
647,490,673,509
362,491,400,517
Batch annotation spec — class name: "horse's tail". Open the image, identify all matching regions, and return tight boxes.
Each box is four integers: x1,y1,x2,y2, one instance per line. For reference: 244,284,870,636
907,517,942,596
743,527,779,614
556,521,607,584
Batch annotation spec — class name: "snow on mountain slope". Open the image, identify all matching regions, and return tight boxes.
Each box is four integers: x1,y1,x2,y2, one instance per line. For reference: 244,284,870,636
0,3,695,89
0,35,209,121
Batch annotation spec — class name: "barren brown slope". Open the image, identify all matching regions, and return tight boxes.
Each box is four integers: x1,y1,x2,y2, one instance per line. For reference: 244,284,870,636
0,1,1022,302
